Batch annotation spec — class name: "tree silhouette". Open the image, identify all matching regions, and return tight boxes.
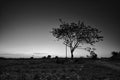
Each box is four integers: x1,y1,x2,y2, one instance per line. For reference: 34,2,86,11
51,19,103,58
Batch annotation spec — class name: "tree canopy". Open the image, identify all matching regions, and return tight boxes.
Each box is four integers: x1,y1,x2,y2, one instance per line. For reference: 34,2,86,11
51,19,103,58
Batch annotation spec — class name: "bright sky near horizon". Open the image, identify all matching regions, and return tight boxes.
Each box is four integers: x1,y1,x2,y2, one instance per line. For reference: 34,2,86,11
0,0,120,58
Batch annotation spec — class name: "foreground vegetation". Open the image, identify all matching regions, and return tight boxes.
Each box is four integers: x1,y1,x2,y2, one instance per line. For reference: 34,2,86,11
0,58,120,80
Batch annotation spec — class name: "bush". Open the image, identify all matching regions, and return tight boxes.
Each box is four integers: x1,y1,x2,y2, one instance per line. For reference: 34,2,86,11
54,56,59,59
91,51,97,59
47,55,51,59
110,51,120,60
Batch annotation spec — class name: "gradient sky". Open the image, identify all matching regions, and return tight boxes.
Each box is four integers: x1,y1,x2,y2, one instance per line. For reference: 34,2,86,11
0,0,120,58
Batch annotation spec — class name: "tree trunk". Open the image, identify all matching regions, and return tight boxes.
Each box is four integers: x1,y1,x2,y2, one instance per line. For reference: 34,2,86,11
71,49,74,59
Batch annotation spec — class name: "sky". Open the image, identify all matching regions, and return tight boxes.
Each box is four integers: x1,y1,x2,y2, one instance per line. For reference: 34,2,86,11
0,0,120,58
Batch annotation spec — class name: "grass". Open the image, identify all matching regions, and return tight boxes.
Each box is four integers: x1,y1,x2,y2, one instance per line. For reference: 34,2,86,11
0,58,120,80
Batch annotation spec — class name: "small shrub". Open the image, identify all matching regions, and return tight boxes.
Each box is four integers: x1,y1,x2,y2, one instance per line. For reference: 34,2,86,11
47,55,51,59
54,56,59,59
110,51,120,60
90,51,97,60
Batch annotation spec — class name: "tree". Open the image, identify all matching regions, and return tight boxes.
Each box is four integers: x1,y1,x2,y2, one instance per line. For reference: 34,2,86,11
51,19,103,58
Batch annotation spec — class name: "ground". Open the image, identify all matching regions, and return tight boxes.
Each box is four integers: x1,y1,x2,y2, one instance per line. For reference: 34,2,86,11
0,58,120,80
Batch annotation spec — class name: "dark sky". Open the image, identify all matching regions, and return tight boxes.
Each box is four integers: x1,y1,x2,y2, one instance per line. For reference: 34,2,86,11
0,0,120,58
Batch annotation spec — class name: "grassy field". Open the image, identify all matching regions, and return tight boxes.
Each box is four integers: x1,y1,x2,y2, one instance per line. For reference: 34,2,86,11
0,58,120,80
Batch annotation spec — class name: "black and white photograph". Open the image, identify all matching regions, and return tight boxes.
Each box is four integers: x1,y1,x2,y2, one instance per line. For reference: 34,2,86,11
0,0,120,80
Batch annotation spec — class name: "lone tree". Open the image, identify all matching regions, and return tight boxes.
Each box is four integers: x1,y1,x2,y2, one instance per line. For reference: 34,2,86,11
51,19,103,58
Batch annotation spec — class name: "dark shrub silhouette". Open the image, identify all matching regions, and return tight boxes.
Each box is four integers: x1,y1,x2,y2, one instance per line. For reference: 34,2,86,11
47,55,51,59
30,56,34,59
51,19,103,58
90,51,97,59
54,56,59,59
111,51,120,60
